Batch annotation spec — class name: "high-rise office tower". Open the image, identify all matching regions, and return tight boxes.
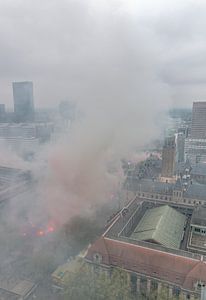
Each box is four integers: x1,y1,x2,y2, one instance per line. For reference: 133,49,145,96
13,81,34,122
176,132,185,163
161,136,176,178
191,101,206,139
0,104,6,122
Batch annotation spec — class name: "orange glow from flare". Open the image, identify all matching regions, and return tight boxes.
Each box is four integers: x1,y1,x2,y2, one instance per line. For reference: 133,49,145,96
47,226,54,232
37,230,44,236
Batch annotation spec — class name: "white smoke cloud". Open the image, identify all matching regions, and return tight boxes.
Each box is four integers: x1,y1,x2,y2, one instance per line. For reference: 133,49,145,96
0,0,172,224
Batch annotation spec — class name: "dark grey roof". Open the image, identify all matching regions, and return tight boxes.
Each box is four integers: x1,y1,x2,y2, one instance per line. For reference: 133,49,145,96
184,183,206,200
129,179,174,195
176,161,191,175
176,162,186,174
191,206,206,227
174,179,182,191
191,163,206,176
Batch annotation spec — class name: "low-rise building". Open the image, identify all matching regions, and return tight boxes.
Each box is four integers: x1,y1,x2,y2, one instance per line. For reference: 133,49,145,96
188,206,206,254
191,163,206,185
85,199,206,299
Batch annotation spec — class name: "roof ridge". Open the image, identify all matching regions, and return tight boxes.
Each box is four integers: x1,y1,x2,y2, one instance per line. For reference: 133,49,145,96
155,205,169,232
183,260,206,288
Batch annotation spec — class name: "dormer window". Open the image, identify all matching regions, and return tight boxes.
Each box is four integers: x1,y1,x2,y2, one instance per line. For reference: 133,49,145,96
195,281,205,292
93,253,102,264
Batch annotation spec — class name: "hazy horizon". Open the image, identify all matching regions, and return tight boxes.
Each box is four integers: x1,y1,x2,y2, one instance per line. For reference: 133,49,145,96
0,0,206,109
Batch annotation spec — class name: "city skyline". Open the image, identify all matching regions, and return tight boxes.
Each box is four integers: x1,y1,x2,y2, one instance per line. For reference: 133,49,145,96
0,1,206,109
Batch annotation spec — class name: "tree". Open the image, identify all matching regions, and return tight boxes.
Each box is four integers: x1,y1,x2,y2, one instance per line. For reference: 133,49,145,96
64,261,136,300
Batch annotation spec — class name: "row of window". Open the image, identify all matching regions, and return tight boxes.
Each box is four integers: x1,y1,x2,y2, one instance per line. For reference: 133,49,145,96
130,274,192,299
138,193,172,201
194,227,206,235
137,193,206,206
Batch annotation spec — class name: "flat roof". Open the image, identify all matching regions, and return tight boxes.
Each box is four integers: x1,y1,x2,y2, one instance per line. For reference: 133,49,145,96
191,206,206,227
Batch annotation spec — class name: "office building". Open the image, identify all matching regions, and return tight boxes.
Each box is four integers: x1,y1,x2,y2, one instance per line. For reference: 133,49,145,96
13,81,34,122
161,136,176,179
191,102,206,139
185,138,206,165
176,132,185,163
0,104,6,122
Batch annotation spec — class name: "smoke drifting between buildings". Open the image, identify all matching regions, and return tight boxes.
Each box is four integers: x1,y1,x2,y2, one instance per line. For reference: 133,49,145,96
0,2,175,239
0,1,173,226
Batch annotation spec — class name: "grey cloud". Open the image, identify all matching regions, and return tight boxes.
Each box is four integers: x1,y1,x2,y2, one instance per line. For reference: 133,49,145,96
1,0,206,110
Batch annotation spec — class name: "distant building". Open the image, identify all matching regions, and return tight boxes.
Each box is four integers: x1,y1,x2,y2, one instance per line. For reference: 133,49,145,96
0,137,39,159
176,132,185,163
0,104,6,122
188,206,206,254
191,102,206,139
59,101,76,123
185,139,206,165
125,172,206,207
191,163,206,185
13,81,34,122
0,166,31,204
161,136,176,179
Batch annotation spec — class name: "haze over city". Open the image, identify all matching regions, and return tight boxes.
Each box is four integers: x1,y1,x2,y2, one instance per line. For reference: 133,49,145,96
0,1,206,300
0,0,206,108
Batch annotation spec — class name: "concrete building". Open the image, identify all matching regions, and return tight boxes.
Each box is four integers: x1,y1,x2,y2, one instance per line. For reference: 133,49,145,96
188,206,206,254
0,123,53,141
161,136,176,179
0,166,31,204
125,170,206,207
0,104,6,122
191,102,206,139
176,132,185,163
85,199,206,299
191,163,206,185
185,139,206,165
0,137,39,159
13,81,34,122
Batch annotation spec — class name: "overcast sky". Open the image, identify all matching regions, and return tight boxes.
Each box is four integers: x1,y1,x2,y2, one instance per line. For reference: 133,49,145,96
0,0,206,109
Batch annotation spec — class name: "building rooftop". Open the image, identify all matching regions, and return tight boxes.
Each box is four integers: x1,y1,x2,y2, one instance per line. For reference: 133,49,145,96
130,205,186,249
191,206,206,227
191,163,206,177
85,199,206,292
85,236,206,292
52,258,83,286
126,178,174,195
184,183,206,200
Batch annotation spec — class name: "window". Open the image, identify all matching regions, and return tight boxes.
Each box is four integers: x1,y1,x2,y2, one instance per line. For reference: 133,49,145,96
173,286,180,297
93,253,102,264
140,277,147,296
130,274,137,294
151,280,158,291
195,228,200,233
